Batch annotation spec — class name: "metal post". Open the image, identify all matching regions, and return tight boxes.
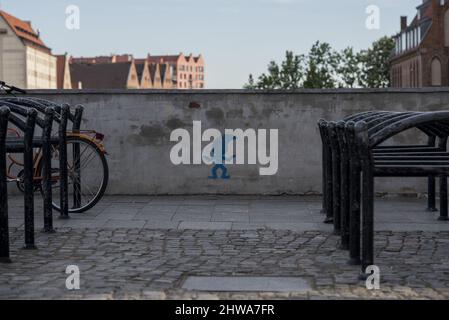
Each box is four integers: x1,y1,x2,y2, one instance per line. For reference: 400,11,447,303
347,123,361,265
337,121,350,250
329,123,341,235
439,176,449,221
428,176,437,212
42,108,55,233
23,109,37,250
438,137,448,219
72,106,84,209
59,105,70,219
318,120,328,215
323,122,334,224
357,122,374,278
0,107,11,262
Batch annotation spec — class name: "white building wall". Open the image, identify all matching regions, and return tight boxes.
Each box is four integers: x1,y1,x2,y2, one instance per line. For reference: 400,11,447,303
26,46,57,89
0,17,26,88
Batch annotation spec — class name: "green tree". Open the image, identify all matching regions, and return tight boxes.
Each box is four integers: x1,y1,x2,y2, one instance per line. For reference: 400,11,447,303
244,51,304,89
244,74,256,89
244,36,395,89
278,51,305,89
303,41,339,89
358,36,395,88
337,47,362,88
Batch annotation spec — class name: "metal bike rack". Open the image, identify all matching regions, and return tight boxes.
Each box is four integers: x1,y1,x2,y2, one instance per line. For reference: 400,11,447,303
0,101,55,232
318,111,449,277
0,106,38,258
0,97,84,219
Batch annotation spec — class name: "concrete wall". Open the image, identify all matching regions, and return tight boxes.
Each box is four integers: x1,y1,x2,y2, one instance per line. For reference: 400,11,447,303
22,88,449,195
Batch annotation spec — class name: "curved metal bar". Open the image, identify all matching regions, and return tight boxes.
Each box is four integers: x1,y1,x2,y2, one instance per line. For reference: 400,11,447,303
0,97,56,119
343,111,374,121
19,98,83,127
354,112,394,126
0,101,48,129
367,113,420,135
0,98,83,128
344,111,388,122
370,111,449,148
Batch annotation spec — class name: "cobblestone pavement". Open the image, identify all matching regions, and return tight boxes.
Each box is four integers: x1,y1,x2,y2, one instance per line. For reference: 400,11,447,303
1,196,449,300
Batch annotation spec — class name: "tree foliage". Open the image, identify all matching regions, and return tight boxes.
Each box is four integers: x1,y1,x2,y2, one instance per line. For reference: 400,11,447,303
303,41,339,89
245,36,395,89
358,36,395,88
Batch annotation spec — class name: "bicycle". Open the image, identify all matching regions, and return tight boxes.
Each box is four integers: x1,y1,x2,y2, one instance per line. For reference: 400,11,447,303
1,81,109,213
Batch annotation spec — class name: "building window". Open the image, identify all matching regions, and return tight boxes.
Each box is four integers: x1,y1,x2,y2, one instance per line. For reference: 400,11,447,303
445,9,449,47
416,60,422,87
431,58,442,86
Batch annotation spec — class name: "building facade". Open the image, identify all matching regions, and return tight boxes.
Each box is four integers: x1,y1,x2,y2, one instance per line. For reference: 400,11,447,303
147,53,205,89
70,53,204,90
56,54,72,89
0,10,57,89
391,0,449,87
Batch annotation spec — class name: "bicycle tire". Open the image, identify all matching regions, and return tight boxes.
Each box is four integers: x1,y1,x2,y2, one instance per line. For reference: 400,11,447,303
37,135,109,213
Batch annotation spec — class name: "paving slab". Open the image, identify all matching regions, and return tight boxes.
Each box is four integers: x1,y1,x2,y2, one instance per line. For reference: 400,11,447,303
182,276,312,292
178,222,233,230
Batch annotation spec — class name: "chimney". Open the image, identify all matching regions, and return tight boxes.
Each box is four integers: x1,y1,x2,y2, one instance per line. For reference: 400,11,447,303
401,16,407,31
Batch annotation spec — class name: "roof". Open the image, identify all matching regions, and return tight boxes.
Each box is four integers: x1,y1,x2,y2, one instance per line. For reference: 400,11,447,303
71,54,133,64
0,10,49,51
134,59,147,79
417,0,434,20
147,55,180,64
391,0,438,60
148,63,161,86
70,62,132,89
160,63,169,83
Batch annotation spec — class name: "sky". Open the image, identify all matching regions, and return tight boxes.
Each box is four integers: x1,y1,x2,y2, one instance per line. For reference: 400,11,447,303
0,0,419,88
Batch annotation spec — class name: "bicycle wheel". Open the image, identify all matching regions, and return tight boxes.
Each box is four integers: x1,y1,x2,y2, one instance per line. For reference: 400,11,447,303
39,136,109,213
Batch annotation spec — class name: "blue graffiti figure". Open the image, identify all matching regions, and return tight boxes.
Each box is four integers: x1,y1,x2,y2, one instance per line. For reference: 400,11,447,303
204,135,236,180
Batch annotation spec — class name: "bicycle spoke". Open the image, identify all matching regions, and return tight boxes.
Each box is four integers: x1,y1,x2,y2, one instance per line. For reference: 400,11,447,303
47,137,107,213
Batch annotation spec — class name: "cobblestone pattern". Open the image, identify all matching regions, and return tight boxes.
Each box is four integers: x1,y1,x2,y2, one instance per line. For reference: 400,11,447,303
1,228,449,299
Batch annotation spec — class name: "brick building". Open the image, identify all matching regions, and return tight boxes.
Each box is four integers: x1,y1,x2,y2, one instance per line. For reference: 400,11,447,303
55,54,72,89
391,0,449,87
147,53,205,89
69,53,203,89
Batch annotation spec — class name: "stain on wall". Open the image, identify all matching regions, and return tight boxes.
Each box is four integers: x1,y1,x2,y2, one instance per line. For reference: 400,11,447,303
127,124,167,146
